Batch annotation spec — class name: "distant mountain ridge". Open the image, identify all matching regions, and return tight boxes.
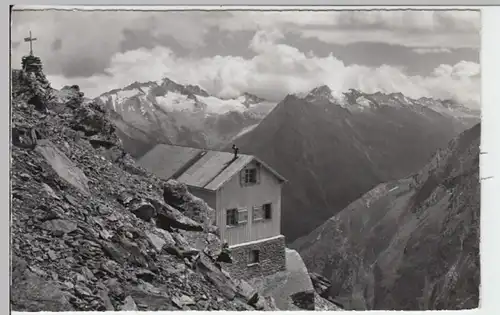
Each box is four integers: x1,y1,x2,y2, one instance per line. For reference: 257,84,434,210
94,78,277,157
291,122,480,310
299,86,479,125
231,85,480,242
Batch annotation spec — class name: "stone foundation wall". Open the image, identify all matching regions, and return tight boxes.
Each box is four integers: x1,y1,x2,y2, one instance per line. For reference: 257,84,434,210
22,55,44,73
223,235,286,280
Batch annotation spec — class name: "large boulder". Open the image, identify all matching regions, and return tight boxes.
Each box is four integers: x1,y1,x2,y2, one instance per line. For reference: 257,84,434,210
195,253,237,300
234,279,259,306
40,219,78,236
156,204,204,232
145,229,175,252
11,272,74,312
35,139,90,196
162,180,215,227
309,272,332,298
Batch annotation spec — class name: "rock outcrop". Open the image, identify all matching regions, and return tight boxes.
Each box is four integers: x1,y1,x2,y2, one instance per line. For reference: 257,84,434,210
13,55,53,112
10,56,275,312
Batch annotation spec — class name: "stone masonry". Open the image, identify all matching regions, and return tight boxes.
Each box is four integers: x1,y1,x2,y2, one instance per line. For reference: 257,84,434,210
223,235,286,280
22,55,44,73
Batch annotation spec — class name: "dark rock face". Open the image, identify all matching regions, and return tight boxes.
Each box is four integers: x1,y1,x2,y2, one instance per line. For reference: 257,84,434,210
70,102,117,140
309,272,332,298
129,201,157,222
10,56,274,312
290,290,315,310
61,85,85,109
293,123,480,310
162,180,190,206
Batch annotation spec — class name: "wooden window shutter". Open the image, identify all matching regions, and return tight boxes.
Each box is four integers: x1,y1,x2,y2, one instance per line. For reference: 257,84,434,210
239,169,245,187
256,163,261,184
226,210,230,226
252,206,261,221
237,208,248,224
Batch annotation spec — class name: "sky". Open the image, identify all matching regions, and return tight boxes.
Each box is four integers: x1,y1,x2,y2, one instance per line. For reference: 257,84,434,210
10,9,481,109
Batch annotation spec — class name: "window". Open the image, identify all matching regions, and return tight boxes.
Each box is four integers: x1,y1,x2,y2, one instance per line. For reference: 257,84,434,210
263,203,272,219
249,249,260,264
240,165,261,187
226,209,238,226
226,208,248,226
252,203,272,222
244,168,257,184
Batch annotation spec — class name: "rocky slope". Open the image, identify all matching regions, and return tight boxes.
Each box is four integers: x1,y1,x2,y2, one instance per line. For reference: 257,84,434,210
292,122,480,310
232,86,480,242
10,57,284,312
94,79,276,157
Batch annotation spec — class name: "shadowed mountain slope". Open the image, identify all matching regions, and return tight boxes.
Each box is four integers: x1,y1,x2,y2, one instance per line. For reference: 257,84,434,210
292,123,480,310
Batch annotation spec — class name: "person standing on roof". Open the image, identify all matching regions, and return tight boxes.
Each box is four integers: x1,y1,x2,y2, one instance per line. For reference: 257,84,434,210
232,144,239,159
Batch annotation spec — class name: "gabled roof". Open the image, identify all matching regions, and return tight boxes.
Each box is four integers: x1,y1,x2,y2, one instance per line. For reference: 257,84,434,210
137,144,287,191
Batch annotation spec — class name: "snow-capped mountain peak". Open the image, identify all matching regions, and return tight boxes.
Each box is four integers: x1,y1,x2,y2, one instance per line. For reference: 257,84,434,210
298,85,350,109
305,85,334,101
94,76,278,156
294,85,480,119
97,76,278,117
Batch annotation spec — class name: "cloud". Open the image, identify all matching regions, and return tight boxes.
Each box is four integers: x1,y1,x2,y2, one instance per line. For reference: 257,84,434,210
10,10,220,77
51,38,62,51
10,10,480,80
299,29,479,49
47,29,480,110
413,47,452,54
217,10,480,49
217,10,480,32
432,60,480,78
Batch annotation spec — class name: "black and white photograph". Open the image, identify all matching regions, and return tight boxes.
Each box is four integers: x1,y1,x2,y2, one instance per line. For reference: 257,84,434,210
10,6,481,312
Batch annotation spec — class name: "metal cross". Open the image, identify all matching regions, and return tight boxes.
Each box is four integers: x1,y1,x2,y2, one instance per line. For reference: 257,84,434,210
24,30,37,56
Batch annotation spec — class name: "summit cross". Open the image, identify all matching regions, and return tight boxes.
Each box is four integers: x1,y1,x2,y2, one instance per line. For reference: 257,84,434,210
24,31,37,56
